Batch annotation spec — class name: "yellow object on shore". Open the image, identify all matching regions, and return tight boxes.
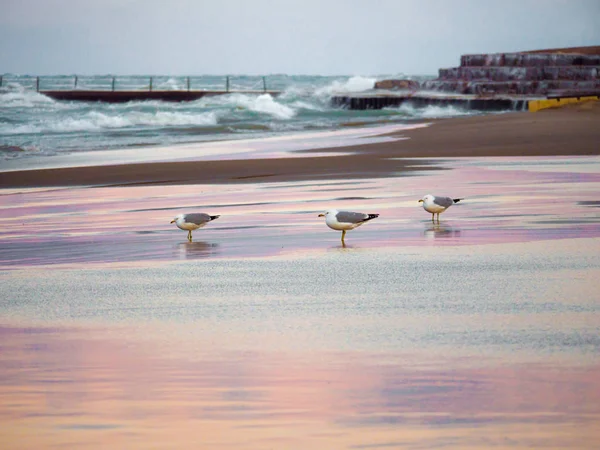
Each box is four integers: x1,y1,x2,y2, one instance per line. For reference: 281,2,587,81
528,95,599,112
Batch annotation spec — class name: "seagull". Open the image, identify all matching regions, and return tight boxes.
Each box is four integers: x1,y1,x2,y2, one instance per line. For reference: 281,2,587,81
171,213,220,241
318,209,379,243
418,194,463,222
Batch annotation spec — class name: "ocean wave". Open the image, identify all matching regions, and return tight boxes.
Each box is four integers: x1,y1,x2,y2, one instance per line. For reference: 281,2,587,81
1,110,220,134
205,93,296,120
0,74,491,159
270,77,377,112
290,100,327,112
0,144,42,159
279,85,313,100
157,77,183,90
314,76,377,98
248,94,296,119
0,84,64,108
392,103,476,119
0,144,27,153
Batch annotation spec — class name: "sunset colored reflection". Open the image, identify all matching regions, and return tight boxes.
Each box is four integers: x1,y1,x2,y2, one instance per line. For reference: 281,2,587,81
1,156,599,267
1,324,599,450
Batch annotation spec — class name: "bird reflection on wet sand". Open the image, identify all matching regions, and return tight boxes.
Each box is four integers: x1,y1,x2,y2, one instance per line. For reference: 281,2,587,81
175,241,220,260
424,223,462,239
331,242,354,250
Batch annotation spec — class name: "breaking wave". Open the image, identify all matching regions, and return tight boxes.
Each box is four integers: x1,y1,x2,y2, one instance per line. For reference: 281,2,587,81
393,103,476,118
1,74,485,159
1,110,220,135
208,93,296,120
314,76,377,98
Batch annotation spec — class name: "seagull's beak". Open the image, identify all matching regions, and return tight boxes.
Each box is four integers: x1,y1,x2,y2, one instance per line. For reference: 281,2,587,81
170,220,175,223
318,213,325,217
418,199,423,203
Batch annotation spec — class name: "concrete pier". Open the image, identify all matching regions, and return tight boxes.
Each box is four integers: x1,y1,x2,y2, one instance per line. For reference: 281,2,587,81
331,94,528,111
331,92,599,112
39,89,281,103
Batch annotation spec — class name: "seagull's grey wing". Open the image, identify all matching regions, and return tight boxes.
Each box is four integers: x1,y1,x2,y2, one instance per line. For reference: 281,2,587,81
183,213,212,225
335,211,370,224
432,196,454,208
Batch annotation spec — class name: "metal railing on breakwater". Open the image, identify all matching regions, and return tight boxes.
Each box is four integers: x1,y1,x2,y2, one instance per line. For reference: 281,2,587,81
0,75,281,102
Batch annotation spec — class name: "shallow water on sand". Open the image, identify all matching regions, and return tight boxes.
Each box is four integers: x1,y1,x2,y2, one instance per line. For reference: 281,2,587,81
1,155,599,267
1,156,600,449
1,239,600,449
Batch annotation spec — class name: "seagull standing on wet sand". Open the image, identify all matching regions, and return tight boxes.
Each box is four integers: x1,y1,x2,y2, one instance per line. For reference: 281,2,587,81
171,213,220,241
418,194,463,222
318,209,379,243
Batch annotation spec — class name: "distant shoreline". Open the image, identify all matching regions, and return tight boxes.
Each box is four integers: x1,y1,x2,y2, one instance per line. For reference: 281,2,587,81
1,103,599,189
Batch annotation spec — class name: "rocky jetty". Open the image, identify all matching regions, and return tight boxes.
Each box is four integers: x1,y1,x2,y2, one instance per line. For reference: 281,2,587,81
421,46,600,97
375,46,600,98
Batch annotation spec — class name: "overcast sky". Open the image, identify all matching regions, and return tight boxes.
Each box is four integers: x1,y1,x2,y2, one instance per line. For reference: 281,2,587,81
1,0,599,76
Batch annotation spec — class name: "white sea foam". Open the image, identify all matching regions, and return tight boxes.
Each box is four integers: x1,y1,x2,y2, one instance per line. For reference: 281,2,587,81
157,78,182,90
127,110,219,127
249,94,295,119
279,85,312,100
290,100,326,112
0,84,63,108
1,110,219,135
213,93,296,120
314,76,377,98
394,103,475,119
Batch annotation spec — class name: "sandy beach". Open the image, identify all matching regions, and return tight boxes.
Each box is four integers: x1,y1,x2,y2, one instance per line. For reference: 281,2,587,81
3,0,600,447
1,105,600,449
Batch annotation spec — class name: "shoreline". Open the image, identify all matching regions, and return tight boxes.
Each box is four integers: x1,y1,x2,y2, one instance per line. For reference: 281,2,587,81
1,102,599,189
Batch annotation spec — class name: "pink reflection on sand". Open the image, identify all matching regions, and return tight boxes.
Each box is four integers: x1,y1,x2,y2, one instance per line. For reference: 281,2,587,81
1,156,599,267
1,323,599,449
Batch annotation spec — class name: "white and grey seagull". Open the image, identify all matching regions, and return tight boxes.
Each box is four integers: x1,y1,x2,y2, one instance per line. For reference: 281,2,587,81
171,213,220,242
318,209,379,243
418,194,463,222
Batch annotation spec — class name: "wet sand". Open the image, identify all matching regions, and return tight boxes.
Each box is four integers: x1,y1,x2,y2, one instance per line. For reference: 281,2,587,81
1,106,600,449
2,154,600,266
1,238,600,449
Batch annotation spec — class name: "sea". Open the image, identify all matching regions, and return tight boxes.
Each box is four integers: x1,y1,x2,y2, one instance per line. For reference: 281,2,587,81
0,74,480,162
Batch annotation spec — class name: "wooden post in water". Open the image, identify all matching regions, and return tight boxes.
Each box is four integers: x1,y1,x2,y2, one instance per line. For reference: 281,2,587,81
226,76,230,93
149,77,153,92
187,77,190,92
112,77,116,92
74,76,78,89
263,76,267,93
36,77,40,92
0,75,3,88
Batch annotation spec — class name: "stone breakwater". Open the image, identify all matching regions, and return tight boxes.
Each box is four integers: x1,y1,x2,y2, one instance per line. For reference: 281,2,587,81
420,47,600,97
339,48,600,111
